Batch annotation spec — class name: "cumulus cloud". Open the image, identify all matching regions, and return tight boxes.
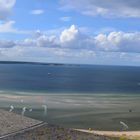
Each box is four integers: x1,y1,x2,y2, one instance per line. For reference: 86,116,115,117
0,25,140,64
95,32,140,52
59,25,140,53
60,25,88,48
31,9,44,15
60,25,79,43
18,31,59,48
1,24,140,53
60,0,140,17
0,0,16,20
16,25,84,49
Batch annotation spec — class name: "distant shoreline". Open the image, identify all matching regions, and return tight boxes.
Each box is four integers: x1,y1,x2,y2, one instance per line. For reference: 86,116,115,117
0,60,140,68
0,61,83,67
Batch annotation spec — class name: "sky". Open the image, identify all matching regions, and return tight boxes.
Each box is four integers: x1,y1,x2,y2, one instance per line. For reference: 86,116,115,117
0,0,140,66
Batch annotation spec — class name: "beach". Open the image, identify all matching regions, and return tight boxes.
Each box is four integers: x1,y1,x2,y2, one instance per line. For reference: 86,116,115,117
77,129,140,140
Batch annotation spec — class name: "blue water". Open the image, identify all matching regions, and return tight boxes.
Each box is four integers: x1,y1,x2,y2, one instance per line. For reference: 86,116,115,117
0,64,140,94
0,63,140,130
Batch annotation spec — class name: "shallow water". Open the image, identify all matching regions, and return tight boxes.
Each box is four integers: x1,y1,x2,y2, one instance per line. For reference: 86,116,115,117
1,93,140,130
0,64,140,130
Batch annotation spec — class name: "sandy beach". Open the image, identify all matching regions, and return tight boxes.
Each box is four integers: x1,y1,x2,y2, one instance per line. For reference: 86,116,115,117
76,129,140,139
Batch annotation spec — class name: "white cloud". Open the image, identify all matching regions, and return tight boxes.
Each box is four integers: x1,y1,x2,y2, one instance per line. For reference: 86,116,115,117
31,9,44,15
60,25,89,49
37,35,59,48
0,20,17,33
95,32,140,52
1,25,140,53
0,0,16,20
60,25,78,43
1,25,140,65
0,20,31,34
1,24,140,54
60,16,71,22
60,0,140,17
0,0,24,35
17,30,59,48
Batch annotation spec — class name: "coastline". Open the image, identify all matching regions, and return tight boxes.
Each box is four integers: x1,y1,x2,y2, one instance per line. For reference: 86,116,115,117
76,129,140,139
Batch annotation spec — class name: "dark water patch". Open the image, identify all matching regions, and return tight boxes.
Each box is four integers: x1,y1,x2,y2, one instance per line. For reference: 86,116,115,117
0,64,140,93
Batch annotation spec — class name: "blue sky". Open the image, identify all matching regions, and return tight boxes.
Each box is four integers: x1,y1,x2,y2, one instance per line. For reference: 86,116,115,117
0,0,140,66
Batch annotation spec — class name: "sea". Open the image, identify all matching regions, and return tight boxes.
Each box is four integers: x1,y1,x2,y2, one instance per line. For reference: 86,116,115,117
0,62,140,130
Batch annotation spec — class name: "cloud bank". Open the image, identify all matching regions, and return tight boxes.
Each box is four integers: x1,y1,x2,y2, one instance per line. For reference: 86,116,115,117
60,0,140,17
0,25,140,53
0,0,16,20
0,24,140,64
